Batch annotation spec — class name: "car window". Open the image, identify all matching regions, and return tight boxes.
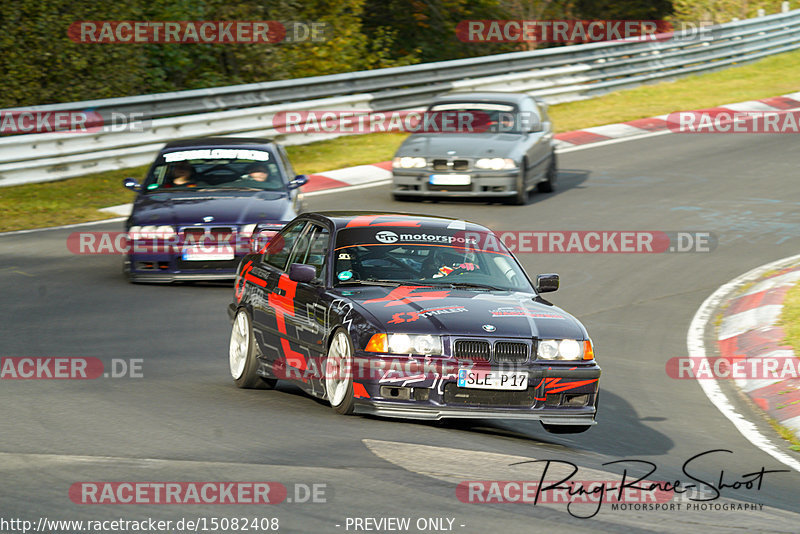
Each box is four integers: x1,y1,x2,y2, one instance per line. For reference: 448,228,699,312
333,227,533,292
288,224,330,280
276,145,296,178
143,150,287,192
428,102,520,133
263,221,307,271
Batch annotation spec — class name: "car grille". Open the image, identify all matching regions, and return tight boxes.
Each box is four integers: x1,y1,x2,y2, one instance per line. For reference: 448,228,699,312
443,383,536,407
181,226,236,244
453,339,529,363
432,159,470,171
494,342,529,363
453,340,490,362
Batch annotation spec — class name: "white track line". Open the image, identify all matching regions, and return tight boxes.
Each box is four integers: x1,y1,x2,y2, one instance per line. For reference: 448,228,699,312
687,253,800,473
303,179,392,197
0,216,126,236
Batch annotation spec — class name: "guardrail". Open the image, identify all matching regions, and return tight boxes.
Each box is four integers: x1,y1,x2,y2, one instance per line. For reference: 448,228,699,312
2,8,800,187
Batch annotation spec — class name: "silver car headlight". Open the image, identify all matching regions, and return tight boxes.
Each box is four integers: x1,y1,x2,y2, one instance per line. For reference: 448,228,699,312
392,156,427,169
475,157,517,170
537,339,593,361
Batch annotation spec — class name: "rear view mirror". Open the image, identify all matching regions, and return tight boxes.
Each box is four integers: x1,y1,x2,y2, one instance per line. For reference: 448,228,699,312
289,263,317,283
536,273,559,293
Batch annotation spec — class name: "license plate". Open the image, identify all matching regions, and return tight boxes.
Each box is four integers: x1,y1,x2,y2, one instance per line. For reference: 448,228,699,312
429,174,471,185
181,245,234,261
457,369,528,390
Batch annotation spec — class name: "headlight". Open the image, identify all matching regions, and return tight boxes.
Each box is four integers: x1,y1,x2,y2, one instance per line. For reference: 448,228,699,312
155,225,176,238
130,225,175,240
537,339,594,361
140,225,158,239
392,156,427,169
240,224,257,237
365,333,442,355
475,157,517,170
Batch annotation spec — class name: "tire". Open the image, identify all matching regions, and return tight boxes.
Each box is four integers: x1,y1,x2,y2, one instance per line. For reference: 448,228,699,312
538,152,557,193
508,158,529,205
229,309,276,389
541,423,592,434
324,328,356,415
122,258,135,283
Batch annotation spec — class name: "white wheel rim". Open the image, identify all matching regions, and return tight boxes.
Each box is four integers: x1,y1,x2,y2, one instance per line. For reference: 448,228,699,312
325,332,352,406
229,311,249,379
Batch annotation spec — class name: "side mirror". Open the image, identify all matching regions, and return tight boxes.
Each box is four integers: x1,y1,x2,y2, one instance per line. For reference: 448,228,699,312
288,175,309,190
536,273,559,293
123,177,142,191
289,263,317,283
528,119,543,133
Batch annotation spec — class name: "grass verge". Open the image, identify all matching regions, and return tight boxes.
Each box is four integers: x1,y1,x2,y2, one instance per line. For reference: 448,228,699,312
3,49,800,232
780,279,800,360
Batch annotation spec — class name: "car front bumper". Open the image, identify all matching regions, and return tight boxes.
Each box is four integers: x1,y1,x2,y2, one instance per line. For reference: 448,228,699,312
356,402,598,424
124,256,241,283
392,169,521,198
349,355,601,422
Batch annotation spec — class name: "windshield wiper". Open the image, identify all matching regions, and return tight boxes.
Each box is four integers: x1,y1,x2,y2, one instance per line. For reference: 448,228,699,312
337,279,403,287
429,281,505,291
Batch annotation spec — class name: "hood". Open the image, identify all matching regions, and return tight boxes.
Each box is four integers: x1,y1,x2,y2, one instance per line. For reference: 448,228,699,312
335,286,586,340
397,132,537,159
130,190,296,227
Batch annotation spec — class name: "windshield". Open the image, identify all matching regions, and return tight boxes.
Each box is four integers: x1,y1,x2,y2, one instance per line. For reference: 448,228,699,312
428,102,524,133
144,149,286,192
333,227,533,292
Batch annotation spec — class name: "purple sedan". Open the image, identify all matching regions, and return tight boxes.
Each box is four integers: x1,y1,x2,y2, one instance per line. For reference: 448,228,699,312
122,137,307,283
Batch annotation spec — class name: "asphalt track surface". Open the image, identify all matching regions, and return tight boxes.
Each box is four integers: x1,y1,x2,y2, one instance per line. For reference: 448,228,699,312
2,132,800,533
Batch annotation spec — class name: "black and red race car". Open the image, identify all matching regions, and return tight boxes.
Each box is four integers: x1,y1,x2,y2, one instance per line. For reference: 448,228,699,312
228,211,600,433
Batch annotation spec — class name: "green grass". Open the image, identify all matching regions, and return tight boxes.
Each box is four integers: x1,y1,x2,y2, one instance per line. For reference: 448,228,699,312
768,418,800,453
0,166,145,232
549,49,800,132
3,48,800,232
287,132,408,175
780,279,800,358
775,276,800,451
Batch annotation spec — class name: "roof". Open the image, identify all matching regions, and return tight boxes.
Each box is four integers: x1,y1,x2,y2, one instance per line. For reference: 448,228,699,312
431,92,531,105
162,137,274,149
306,211,490,232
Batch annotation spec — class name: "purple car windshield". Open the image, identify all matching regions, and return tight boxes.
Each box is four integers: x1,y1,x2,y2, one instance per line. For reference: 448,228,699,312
144,151,285,192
